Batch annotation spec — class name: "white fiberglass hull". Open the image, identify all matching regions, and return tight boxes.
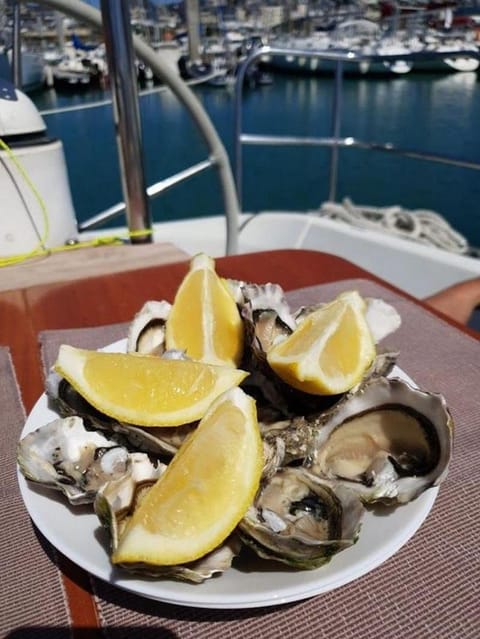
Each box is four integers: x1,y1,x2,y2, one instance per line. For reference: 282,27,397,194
266,53,412,77
80,211,480,300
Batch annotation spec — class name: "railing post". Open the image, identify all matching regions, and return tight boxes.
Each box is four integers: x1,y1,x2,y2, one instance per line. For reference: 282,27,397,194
100,0,152,243
12,1,22,89
328,59,343,202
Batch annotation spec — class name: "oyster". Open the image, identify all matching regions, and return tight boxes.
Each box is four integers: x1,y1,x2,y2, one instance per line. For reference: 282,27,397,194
17,416,165,504
260,415,319,466
240,286,400,418
240,283,340,418
47,373,195,457
241,283,296,346
239,467,364,569
307,376,453,504
127,300,171,355
95,474,241,583
364,297,401,343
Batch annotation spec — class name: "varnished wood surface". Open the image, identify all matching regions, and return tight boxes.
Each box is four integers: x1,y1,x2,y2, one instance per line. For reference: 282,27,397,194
0,242,189,291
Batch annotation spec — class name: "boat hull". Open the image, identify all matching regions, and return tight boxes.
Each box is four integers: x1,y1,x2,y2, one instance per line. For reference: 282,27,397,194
0,50,45,92
265,52,412,77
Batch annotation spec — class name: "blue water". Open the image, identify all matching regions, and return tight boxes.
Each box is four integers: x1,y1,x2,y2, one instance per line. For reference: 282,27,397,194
31,70,480,248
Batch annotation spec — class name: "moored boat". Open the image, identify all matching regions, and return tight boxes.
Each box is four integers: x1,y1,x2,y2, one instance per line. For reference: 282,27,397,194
0,47,46,92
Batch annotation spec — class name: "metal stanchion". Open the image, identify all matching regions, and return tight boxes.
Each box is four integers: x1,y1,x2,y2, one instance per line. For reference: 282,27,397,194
100,0,151,243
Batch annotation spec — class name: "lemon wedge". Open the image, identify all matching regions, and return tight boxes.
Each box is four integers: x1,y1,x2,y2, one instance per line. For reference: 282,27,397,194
266,291,376,395
165,253,244,367
112,386,263,566
54,344,248,427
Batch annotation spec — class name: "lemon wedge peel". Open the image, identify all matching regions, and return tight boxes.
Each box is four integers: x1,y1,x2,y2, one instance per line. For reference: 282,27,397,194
112,387,263,566
267,291,376,395
54,344,248,427
165,253,244,367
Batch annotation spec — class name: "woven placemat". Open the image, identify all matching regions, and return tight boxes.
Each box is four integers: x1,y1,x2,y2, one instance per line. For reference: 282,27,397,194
8,279,480,638
1,347,71,638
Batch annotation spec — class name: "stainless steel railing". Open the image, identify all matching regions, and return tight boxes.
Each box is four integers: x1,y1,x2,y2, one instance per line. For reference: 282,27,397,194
29,0,242,254
233,45,480,207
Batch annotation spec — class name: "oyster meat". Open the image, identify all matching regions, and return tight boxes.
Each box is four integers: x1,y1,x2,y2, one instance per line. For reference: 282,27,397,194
127,300,171,355
17,416,165,504
307,376,453,504
239,466,364,569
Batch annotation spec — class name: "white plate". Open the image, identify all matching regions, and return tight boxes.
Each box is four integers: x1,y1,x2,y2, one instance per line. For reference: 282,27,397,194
17,340,437,609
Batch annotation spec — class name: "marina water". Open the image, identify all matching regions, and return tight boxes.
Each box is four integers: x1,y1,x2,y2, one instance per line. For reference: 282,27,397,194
31,71,480,249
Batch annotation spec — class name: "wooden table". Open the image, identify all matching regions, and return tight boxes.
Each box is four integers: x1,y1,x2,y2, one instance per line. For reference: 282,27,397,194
2,248,475,413
2,249,478,638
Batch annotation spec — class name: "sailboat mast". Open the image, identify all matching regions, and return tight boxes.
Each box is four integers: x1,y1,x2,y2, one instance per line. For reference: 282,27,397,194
12,0,22,87
185,0,201,63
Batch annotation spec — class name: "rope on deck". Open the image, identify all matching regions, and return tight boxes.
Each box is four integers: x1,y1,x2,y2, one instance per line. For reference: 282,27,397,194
317,198,472,255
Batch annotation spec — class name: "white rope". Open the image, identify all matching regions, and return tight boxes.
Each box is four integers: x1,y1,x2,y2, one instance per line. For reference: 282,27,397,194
317,197,470,255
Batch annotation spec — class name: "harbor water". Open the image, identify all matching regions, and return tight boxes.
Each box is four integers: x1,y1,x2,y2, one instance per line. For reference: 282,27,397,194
30,70,480,249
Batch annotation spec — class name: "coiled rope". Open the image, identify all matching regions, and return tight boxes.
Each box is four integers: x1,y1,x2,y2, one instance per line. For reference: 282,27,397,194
317,197,470,255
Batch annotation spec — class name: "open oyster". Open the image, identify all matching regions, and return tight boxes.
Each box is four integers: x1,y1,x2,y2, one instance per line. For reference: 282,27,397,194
47,372,195,457
239,285,401,419
307,376,453,504
127,300,171,355
95,474,241,583
239,467,364,569
17,416,165,504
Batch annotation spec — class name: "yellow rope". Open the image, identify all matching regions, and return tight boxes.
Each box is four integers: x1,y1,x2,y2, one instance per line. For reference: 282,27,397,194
0,229,154,268
0,136,153,268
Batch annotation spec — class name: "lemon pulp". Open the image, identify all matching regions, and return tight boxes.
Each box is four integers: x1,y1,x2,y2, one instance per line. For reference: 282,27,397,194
55,344,248,426
165,253,244,367
267,291,375,395
112,387,263,565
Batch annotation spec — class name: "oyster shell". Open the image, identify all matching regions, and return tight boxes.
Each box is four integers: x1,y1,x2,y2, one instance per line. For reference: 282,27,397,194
127,300,171,355
260,415,319,466
95,475,241,583
307,376,453,504
47,373,195,457
16,416,165,504
364,297,401,343
239,466,364,569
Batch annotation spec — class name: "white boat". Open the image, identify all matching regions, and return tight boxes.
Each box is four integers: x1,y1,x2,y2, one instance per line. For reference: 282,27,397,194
266,18,480,77
0,47,46,92
51,59,91,87
45,41,107,88
411,41,480,73
1,0,479,314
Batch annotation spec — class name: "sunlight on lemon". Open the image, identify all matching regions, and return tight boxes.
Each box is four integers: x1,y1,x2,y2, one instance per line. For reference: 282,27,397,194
55,344,248,426
112,387,263,565
165,253,244,367
267,291,376,395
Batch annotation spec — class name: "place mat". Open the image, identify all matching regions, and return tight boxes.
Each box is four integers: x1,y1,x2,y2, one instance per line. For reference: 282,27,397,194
14,279,480,637
0,346,71,638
